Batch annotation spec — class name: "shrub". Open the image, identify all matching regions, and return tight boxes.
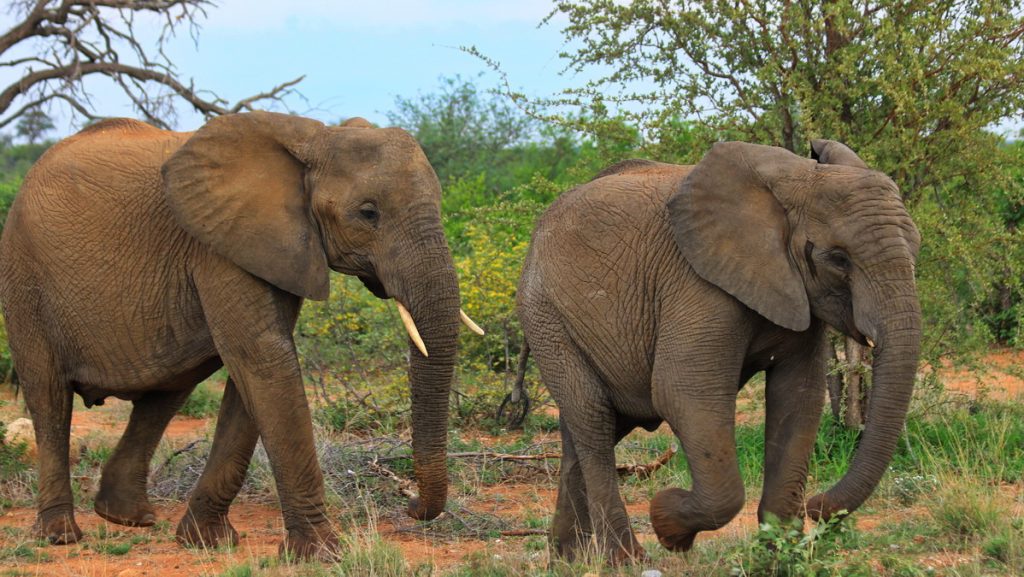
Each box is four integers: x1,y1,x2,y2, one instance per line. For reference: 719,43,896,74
178,381,221,418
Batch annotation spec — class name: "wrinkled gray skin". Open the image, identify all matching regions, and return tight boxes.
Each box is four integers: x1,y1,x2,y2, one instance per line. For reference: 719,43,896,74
0,112,460,559
517,141,921,563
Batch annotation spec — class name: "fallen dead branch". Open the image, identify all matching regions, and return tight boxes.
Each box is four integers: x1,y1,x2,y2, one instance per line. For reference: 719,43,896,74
367,458,417,499
446,451,562,461
499,528,549,537
615,445,678,479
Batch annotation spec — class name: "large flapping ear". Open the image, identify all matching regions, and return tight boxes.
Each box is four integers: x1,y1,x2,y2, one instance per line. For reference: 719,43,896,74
163,111,331,300
667,142,816,331
810,139,869,169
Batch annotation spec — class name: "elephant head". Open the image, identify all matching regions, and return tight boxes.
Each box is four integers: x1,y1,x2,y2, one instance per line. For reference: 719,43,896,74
162,111,476,520
668,140,921,520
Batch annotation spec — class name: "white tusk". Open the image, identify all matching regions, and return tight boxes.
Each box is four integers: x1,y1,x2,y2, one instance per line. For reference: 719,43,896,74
460,309,485,336
866,338,876,348
396,302,428,357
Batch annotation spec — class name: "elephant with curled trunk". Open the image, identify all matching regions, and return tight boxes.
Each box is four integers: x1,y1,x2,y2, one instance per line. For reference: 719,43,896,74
517,140,921,563
0,112,481,558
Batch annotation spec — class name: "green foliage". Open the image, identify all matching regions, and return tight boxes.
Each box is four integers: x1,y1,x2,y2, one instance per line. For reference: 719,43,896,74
0,421,28,478
330,533,407,577
729,514,866,577
219,564,254,577
0,313,12,381
388,75,587,198
178,381,221,418
95,541,132,556
314,397,394,434
892,401,1024,482
0,543,47,562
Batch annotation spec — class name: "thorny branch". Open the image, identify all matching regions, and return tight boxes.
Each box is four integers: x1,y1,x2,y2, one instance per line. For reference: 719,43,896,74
0,0,303,129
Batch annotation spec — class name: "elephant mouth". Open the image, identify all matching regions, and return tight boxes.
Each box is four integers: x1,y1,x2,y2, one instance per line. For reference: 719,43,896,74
358,273,389,299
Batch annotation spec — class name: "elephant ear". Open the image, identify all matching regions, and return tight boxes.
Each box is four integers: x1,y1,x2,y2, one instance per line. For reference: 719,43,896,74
810,139,869,169
667,142,816,331
163,111,330,300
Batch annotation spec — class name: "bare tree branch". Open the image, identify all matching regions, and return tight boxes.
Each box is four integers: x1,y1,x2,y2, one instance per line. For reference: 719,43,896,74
0,0,302,130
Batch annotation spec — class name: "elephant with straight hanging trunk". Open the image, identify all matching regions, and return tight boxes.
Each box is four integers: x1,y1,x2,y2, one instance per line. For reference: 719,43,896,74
517,140,921,563
0,112,482,559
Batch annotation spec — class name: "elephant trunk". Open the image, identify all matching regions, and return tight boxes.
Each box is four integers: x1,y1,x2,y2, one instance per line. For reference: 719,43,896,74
386,223,460,521
807,261,921,520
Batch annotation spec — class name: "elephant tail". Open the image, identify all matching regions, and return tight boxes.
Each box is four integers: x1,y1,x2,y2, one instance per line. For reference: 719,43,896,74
514,340,530,400
496,340,531,429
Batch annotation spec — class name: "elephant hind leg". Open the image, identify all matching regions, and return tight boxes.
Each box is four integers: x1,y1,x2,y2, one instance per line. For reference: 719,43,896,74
15,354,81,543
176,376,258,550
525,317,645,564
552,416,642,561
551,417,593,559
95,360,220,526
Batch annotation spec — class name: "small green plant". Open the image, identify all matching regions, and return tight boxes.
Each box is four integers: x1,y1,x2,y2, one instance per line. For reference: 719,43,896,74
886,473,939,506
0,543,47,562
729,512,866,577
331,533,407,577
77,444,113,469
219,563,253,577
0,421,28,478
929,482,1002,543
314,398,386,434
179,381,221,418
101,542,132,556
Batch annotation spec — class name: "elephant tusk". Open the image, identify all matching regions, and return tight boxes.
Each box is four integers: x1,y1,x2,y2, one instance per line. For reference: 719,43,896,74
866,337,876,348
460,309,485,336
396,302,429,357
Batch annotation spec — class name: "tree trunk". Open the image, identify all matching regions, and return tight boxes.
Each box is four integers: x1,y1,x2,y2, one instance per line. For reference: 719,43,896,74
843,337,867,428
826,334,870,428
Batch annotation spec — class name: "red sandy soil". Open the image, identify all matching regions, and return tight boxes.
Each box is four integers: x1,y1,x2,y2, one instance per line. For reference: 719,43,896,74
1,350,1023,576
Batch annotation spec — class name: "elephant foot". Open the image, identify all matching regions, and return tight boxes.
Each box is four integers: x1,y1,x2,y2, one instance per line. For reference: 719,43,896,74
94,491,156,527
549,527,646,565
280,523,339,562
34,510,83,545
650,488,698,552
175,511,239,550
607,537,648,566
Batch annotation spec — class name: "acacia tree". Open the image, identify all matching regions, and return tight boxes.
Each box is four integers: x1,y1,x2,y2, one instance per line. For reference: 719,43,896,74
0,0,302,130
540,0,1024,424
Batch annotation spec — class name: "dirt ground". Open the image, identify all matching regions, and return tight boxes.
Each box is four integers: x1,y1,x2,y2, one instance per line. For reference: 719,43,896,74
1,350,1023,576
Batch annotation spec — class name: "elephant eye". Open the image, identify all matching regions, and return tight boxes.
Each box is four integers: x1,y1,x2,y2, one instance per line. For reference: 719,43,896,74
826,249,852,271
358,202,380,225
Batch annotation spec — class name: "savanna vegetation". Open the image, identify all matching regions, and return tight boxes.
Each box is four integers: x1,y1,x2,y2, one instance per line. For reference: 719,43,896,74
1,1,1023,576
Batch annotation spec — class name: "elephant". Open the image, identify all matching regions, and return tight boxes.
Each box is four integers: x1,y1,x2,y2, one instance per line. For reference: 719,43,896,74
516,140,921,563
0,112,482,558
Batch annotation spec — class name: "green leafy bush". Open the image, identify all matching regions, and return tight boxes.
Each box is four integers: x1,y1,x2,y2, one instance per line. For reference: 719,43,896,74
178,381,221,418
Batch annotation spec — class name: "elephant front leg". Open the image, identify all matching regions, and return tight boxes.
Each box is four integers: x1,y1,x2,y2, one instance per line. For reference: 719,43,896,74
96,386,202,527
177,377,258,549
650,342,746,551
195,267,337,560
759,333,827,524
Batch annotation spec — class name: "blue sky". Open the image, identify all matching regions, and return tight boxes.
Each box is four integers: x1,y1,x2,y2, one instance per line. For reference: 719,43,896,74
3,1,579,137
